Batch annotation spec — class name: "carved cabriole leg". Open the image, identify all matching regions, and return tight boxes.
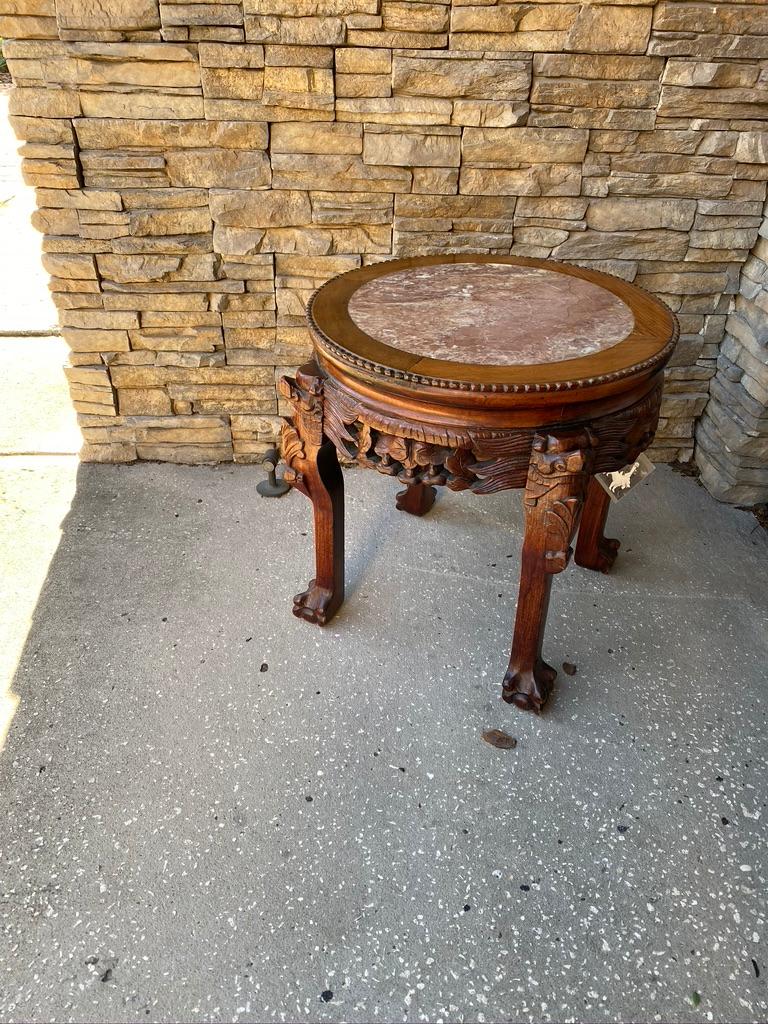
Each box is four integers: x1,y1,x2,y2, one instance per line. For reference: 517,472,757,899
279,362,344,627
575,476,620,573
396,481,436,516
503,429,595,713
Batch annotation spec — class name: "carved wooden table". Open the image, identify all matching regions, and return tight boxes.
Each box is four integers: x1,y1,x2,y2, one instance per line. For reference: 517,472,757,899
279,255,678,713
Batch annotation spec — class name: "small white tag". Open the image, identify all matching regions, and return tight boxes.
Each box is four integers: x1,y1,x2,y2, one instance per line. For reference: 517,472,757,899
596,453,655,501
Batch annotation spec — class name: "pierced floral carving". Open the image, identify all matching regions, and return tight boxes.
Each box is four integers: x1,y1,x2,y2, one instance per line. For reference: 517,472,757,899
281,365,662,511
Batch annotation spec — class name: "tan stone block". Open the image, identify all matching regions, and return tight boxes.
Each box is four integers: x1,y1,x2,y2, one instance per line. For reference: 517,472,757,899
72,399,118,418
32,207,81,234
262,65,334,108
690,228,758,250
109,237,213,260
261,225,392,255
565,4,652,54
74,117,268,150
460,165,582,197
35,187,122,211
129,326,223,350
586,198,696,232
451,4,573,35
201,66,264,99
221,311,276,328
453,3,651,54
8,86,81,118
346,29,447,48
103,292,210,311
245,15,345,45
735,133,768,165
9,115,74,144
129,208,212,236
121,189,209,211
161,4,243,28
336,73,391,98
662,59,760,90
653,1,768,37
198,42,265,67
451,99,528,128
135,443,234,463
335,46,391,74
264,44,334,67
310,191,392,225
530,107,658,131
533,53,663,81
383,1,448,32
155,352,226,368
68,44,201,89
0,15,58,38
2,1,56,15
187,26,245,41
462,127,588,167
553,230,689,261
363,127,461,168
140,312,222,328
131,417,232,444
111,365,273,387
275,253,358,279
394,55,529,100
55,0,160,31
165,148,271,188
223,328,277,349
658,86,768,120
244,0,377,12
203,97,334,122
62,327,132,351
396,194,516,237
394,229,513,256
231,413,282,436
271,153,412,192
64,365,110,387
270,120,362,154
97,253,218,283
532,79,659,110
118,389,173,415
336,96,452,125
210,188,311,228
412,166,458,195
53,293,104,310
79,92,204,120
41,252,97,279
606,172,732,199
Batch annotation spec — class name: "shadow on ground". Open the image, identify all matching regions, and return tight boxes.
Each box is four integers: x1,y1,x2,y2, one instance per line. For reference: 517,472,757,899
1,461,766,1023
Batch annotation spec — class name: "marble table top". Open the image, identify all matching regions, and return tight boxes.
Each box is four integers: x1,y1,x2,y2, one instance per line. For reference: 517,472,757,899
347,262,635,366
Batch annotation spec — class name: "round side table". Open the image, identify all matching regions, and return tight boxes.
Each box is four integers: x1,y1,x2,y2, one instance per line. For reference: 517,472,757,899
279,255,678,713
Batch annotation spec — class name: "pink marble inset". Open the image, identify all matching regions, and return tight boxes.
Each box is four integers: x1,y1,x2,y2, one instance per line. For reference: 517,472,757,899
347,263,635,366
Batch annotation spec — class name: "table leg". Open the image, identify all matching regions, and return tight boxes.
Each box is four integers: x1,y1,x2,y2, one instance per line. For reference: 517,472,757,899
575,476,620,573
502,430,594,713
279,363,345,626
396,481,436,517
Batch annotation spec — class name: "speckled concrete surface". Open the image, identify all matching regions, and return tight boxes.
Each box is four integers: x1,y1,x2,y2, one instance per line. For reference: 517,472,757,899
0,461,766,1023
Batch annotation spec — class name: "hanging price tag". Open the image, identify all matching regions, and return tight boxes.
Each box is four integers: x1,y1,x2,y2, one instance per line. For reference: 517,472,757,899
595,453,655,501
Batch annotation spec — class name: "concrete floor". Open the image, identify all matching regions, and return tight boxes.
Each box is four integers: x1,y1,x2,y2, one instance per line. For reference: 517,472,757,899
0,454,766,1023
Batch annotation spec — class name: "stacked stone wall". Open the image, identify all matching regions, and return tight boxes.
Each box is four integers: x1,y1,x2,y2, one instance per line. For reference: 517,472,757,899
1,0,767,466
696,203,768,504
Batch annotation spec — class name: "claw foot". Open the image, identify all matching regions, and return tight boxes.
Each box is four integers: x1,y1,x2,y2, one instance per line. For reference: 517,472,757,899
576,536,620,574
292,579,341,626
502,659,557,713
